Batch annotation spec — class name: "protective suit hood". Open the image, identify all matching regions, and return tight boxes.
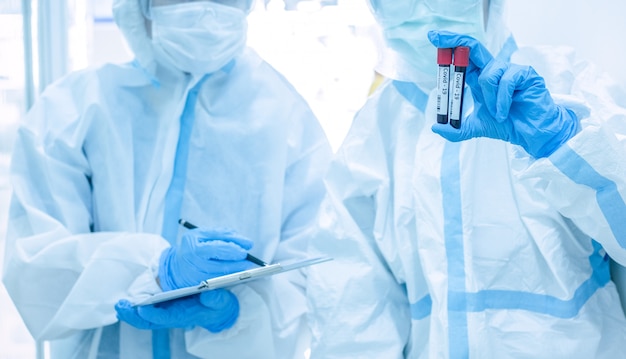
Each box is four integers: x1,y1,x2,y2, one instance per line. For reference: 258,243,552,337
112,0,157,74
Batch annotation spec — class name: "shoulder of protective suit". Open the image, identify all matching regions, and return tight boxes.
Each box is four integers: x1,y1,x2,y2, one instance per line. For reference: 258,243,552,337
25,62,150,135
41,61,150,98
511,45,583,95
513,44,626,109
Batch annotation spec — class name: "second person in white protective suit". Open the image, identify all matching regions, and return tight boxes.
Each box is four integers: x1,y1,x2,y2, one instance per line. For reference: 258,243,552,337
307,0,626,358
2,0,332,358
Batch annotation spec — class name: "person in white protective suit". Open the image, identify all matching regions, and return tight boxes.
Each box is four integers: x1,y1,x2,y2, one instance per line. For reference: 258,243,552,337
307,0,626,358
2,0,332,358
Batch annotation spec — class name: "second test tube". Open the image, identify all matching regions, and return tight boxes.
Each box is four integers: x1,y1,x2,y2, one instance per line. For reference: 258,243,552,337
448,46,469,129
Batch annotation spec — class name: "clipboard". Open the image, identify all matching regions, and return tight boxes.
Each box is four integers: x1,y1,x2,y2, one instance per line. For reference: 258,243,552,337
132,256,332,306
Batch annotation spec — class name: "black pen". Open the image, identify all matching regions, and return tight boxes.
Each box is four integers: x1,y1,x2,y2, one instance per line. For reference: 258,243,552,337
178,219,269,266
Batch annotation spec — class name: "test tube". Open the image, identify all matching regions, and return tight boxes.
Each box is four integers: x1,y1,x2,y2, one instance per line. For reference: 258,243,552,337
436,48,453,124
449,46,469,129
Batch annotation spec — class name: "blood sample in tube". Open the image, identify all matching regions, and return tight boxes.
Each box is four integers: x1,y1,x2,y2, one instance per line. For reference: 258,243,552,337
436,48,453,124
449,46,469,129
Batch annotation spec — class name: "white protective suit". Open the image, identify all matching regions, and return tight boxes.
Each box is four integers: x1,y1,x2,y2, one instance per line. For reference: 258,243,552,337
307,1,626,358
2,0,332,358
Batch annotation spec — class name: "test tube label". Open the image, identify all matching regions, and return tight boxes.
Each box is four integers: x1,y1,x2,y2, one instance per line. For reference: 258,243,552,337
437,66,450,117
449,70,464,121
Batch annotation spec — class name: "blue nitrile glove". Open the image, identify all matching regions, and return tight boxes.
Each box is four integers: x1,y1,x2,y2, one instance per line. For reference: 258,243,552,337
428,30,580,158
115,289,239,333
159,228,255,291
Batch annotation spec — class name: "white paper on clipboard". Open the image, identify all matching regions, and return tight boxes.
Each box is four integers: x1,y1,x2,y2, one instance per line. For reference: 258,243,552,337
132,256,333,306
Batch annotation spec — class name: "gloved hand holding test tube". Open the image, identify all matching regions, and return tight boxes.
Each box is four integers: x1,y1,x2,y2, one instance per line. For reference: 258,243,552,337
430,30,579,158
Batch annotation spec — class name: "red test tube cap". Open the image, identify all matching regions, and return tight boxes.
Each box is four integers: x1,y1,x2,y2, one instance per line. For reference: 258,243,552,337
453,46,470,67
437,48,453,65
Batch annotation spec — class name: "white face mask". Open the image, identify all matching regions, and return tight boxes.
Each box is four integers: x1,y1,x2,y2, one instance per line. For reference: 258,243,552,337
150,2,248,75
369,0,485,87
